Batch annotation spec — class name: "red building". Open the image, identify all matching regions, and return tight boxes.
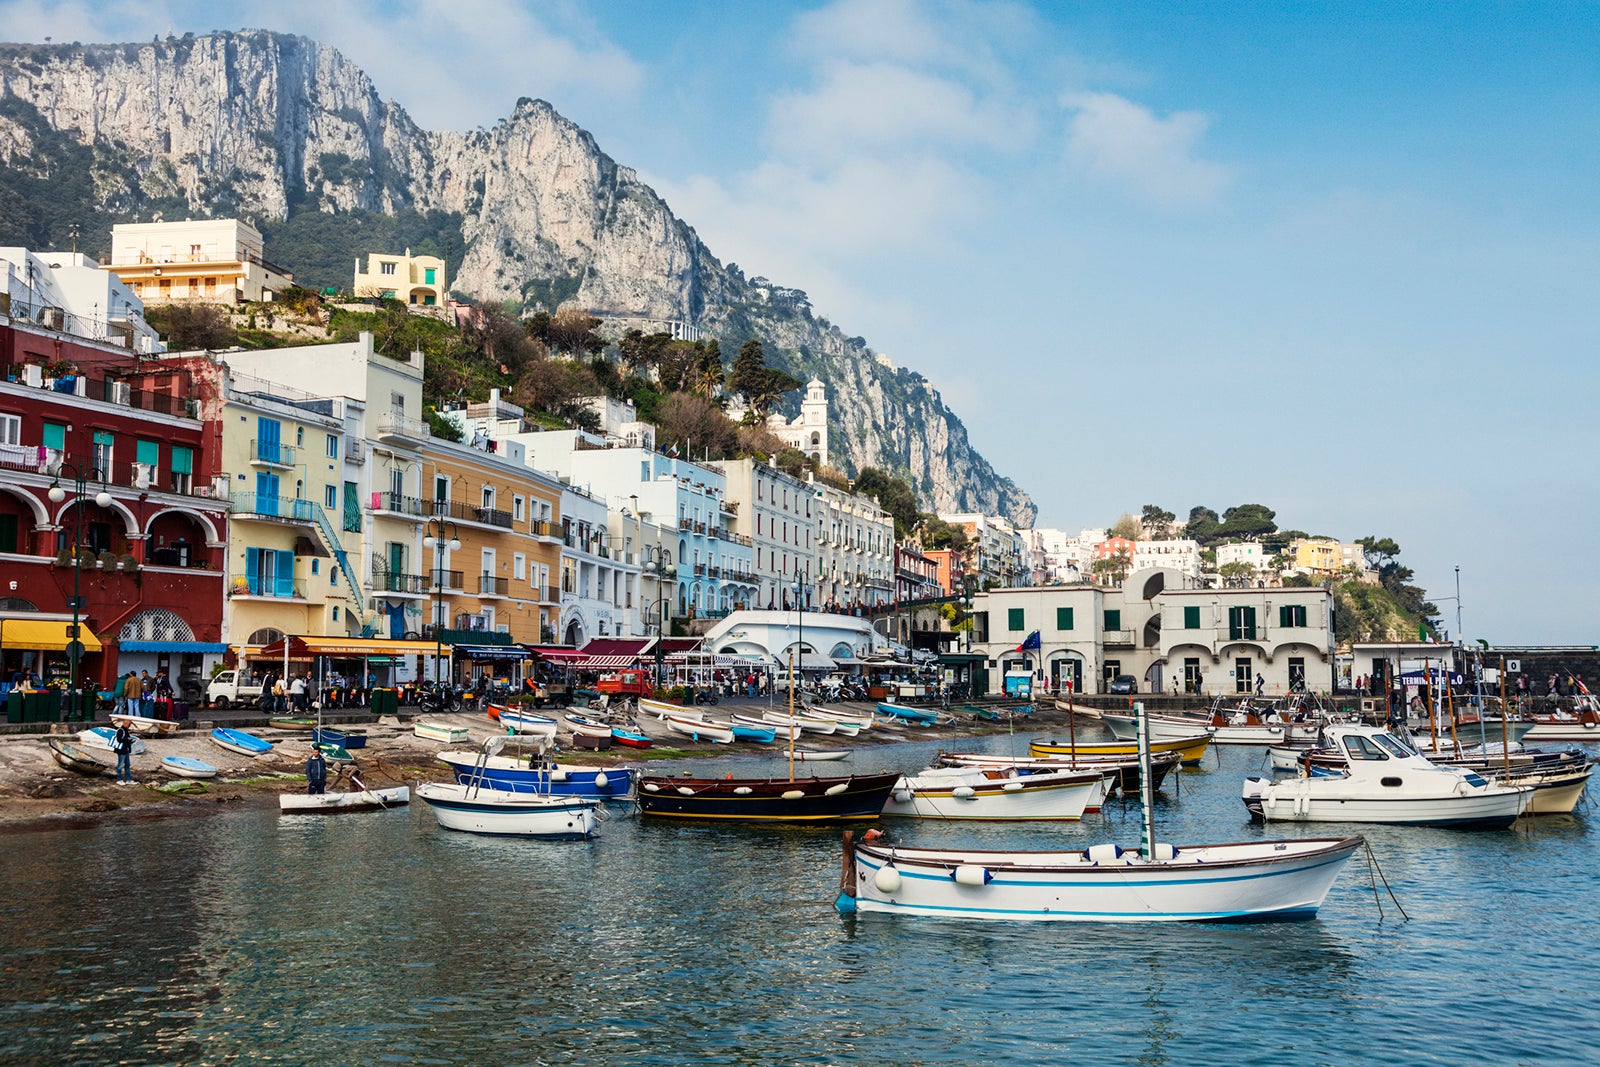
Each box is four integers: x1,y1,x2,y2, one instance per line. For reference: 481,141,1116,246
0,320,229,695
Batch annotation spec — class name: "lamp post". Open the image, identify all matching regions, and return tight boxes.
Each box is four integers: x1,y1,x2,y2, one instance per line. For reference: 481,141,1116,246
48,464,112,718
422,518,460,688
642,544,673,688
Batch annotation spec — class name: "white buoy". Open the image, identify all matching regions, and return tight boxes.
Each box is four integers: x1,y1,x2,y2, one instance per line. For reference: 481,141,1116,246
874,866,902,893
1001,781,1023,792
952,786,976,799
892,789,912,803
953,865,991,887
733,786,753,795
676,786,695,795
824,783,848,796
781,789,806,800
593,772,609,788
642,782,660,792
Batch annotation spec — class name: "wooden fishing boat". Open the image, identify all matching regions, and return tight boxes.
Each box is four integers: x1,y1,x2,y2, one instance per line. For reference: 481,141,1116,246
497,708,558,738
730,721,777,744
564,712,613,738
78,726,144,756
735,713,800,741
417,782,599,838
210,727,273,757
160,755,217,779
414,720,470,743
610,725,653,749
279,785,410,814
48,736,108,776
110,712,181,736
436,751,637,800
763,709,838,735
1030,732,1212,766
1053,699,1103,720
267,717,317,731
882,767,1106,821
839,833,1363,923
637,770,901,822
662,711,734,744
792,749,853,762
877,701,938,726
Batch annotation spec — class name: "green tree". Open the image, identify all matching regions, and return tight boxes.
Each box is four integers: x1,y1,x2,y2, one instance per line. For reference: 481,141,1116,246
1217,561,1257,588
1185,506,1222,543
727,339,800,416
1091,549,1132,587
1218,503,1277,539
854,468,919,538
1110,513,1143,541
1141,504,1177,536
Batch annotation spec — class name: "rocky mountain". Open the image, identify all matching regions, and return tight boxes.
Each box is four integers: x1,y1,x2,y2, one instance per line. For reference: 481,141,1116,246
0,30,1035,524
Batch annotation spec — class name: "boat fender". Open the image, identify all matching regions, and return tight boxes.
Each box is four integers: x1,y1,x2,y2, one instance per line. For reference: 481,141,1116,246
733,786,753,795
676,786,696,795
952,786,976,799
824,783,849,796
593,772,609,789
642,782,661,792
781,789,806,800
952,865,992,887
1001,782,1023,792
874,866,902,893
1151,842,1179,861
551,770,569,782
892,789,912,803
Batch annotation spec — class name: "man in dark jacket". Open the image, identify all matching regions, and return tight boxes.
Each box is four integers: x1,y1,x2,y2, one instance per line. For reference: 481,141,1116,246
305,746,328,795
113,723,135,784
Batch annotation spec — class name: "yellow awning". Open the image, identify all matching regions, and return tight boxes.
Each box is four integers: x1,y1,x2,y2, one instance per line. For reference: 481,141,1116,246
297,637,442,657
0,619,104,653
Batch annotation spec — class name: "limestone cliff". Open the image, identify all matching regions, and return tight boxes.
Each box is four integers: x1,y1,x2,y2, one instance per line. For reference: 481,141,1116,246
0,31,1036,524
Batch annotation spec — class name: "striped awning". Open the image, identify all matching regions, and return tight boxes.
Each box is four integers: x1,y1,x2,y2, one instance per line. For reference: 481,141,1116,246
575,654,640,669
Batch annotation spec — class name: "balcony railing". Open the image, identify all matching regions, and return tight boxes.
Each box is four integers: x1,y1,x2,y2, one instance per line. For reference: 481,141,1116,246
249,438,297,467
376,412,430,442
529,520,557,538
230,492,321,523
478,574,509,597
373,491,425,516
431,568,465,591
231,577,308,600
372,570,429,594
428,498,513,529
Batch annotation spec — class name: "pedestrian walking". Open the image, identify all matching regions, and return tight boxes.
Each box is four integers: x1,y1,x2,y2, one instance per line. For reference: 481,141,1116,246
113,721,135,784
139,670,154,715
261,670,277,712
1255,673,1265,697
305,746,328,795
289,672,308,713
121,671,141,716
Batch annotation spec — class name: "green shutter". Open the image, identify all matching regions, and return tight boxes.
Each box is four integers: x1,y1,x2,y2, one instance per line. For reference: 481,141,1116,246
1279,605,1290,628
1008,607,1025,631
42,422,65,450
170,446,193,475
136,439,159,466
93,430,113,448
1104,609,1121,631
1056,606,1073,630
1184,605,1200,629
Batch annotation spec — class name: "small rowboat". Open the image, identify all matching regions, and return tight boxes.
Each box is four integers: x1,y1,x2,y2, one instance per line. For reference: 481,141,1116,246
110,712,181,736
664,712,734,744
313,726,367,750
1029,732,1213,767
280,785,410,814
436,751,637,799
78,726,144,756
730,721,777,744
211,727,273,757
417,782,599,838
160,755,218,779
414,720,470,743
564,712,613,739
499,708,559,738
736,713,799,740
268,717,317,731
637,770,901,822
793,749,853,762
763,710,837,735
316,742,355,764
48,736,108,776
611,725,653,749
877,701,938,726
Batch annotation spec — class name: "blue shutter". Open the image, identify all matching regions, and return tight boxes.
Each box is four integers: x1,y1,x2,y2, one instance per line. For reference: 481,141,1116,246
255,472,279,516
245,547,261,595
276,550,295,598
258,418,280,464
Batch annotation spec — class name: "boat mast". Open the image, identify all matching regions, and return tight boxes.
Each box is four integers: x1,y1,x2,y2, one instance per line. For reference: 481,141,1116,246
1137,700,1155,861
1498,655,1511,776
789,565,800,780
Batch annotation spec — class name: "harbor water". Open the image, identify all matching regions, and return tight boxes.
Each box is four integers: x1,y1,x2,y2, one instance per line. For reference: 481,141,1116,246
2,733,1597,1066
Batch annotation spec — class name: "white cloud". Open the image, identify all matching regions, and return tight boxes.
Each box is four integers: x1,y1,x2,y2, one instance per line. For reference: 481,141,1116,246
1062,91,1232,207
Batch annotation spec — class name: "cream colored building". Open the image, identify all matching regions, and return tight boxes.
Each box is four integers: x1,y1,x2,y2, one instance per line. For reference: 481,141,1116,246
106,219,293,304
715,457,818,609
354,250,447,307
809,474,895,609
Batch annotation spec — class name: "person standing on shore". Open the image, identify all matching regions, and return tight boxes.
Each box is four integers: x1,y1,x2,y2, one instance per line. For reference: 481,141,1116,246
121,672,141,716
289,673,307,713
139,671,154,715
113,722,135,784
305,746,327,795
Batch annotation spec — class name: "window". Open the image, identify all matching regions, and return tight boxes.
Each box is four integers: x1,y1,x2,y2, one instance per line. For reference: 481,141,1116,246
0,414,19,446
135,439,160,480
92,431,113,479
1279,604,1307,628
41,422,65,451
0,514,15,553
326,434,339,459
1184,605,1201,629
380,261,396,275
513,496,525,521
481,486,495,511
295,426,304,446
1234,658,1253,693
434,476,449,502
245,547,296,597
513,553,526,581
424,267,436,284
390,467,404,497
1228,606,1257,640
1104,609,1121,632
390,391,405,415
1008,608,1025,631
324,485,337,509
171,446,193,494
311,559,320,575
1056,607,1074,630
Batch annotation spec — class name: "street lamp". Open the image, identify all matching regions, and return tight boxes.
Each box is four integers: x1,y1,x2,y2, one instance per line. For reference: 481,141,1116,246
48,464,112,719
422,518,460,689
642,544,673,687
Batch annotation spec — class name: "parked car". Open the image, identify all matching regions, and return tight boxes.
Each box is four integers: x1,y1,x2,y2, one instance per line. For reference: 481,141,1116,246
1108,675,1137,695
206,669,265,709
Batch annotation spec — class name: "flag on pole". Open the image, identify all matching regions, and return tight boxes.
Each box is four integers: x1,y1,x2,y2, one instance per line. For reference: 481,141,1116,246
1015,630,1040,653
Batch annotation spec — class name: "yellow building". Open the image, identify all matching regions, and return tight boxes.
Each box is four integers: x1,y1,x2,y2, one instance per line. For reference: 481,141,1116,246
106,219,294,304
354,250,447,307
418,437,564,652
1290,538,1343,577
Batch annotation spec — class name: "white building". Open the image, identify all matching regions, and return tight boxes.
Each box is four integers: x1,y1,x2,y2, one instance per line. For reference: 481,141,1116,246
939,512,1030,588
106,218,294,304
809,473,896,609
1132,538,1202,579
557,483,641,646
701,609,890,672
750,377,829,465
0,248,162,354
714,457,819,610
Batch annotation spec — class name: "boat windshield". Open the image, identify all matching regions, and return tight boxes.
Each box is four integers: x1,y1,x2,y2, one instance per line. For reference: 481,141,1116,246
1371,734,1417,759
1342,734,1390,761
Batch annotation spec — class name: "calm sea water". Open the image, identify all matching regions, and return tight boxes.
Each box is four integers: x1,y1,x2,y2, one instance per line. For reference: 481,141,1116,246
2,732,1597,1067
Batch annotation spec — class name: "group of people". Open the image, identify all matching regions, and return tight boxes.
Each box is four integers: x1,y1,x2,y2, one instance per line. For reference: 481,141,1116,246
115,670,173,716
257,669,316,713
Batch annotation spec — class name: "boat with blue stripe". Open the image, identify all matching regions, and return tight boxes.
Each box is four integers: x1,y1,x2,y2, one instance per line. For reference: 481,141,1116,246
877,701,939,725
211,727,274,757
436,750,636,800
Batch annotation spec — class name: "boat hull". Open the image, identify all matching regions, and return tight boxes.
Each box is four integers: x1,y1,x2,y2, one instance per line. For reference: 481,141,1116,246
160,755,217,779
498,710,558,738
663,713,734,744
843,836,1363,923
414,721,470,743
417,783,598,838
939,751,1181,795
638,771,901,822
877,701,938,725
78,727,144,756
313,727,367,749
1244,777,1529,828
1030,734,1212,766
267,718,317,731
882,769,1103,821
48,737,108,776
210,728,274,757
279,786,410,814
111,713,181,736
436,752,636,800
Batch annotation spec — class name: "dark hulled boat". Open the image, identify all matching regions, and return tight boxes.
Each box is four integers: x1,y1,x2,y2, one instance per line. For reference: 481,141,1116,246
637,770,902,822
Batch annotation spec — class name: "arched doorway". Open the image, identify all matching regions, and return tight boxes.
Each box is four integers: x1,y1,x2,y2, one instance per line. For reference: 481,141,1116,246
1050,654,1084,695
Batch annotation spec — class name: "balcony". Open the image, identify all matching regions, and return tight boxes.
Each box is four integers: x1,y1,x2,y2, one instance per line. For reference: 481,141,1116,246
248,439,297,469
478,574,509,598
230,492,320,526
230,577,308,600
529,520,560,540
430,568,465,592
720,500,738,515
371,569,430,595
346,438,366,465
679,518,693,531
376,412,430,445
536,585,560,603
372,491,426,518
1104,629,1135,648
429,498,513,530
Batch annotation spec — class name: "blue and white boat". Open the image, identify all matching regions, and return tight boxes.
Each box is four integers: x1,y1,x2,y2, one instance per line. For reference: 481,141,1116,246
78,726,144,756
436,750,637,800
498,708,559,739
877,701,939,726
160,755,217,779
730,721,777,744
313,726,367,749
211,727,273,757
416,782,599,838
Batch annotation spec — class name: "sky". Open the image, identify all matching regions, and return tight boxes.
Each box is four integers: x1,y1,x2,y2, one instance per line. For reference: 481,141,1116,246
3,0,1597,643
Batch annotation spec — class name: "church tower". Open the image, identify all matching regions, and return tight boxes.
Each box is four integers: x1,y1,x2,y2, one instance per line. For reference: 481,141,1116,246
800,378,828,465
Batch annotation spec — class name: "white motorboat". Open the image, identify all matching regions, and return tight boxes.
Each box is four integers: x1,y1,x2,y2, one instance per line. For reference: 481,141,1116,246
498,708,558,739
662,711,734,744
1243,724,1532,828
416,782,599,838
78,726,145,756
881,766,1107,821
763,709,837,735
280,785,410,814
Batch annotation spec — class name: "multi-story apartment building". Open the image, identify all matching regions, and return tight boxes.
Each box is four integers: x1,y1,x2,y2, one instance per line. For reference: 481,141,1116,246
715,457,818,610
1214,541,1272,586
0,247,163,354
939,512,1030,588
105,218,294,304
809,473,896,610
0,322,229,688
353,250,448,307
555,481,641,646
1132,538,1202,579
1290,538,1342,578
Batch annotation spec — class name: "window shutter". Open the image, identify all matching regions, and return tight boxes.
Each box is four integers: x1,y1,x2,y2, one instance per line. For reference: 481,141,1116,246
245,547,261,594
136,439,159,466
1056,607,1073,630
1104,609,1121,631
275,549,295,598
1279,605,1290,628
42,422,66,450
171,446,193,475
1008,607,1025,631
1184,606,1200,629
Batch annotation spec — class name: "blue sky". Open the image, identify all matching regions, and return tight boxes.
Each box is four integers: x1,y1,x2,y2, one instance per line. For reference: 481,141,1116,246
5,1,1597,642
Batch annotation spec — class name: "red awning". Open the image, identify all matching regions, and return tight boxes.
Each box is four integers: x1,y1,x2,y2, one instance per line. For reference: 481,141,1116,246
575,654,641,669
527,646,586,662
577,637,654,657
